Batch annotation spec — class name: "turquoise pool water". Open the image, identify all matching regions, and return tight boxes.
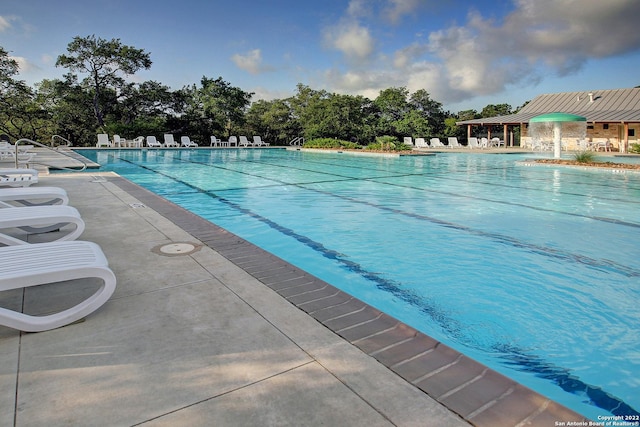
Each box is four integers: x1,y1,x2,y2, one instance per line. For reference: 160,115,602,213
81,148,640,419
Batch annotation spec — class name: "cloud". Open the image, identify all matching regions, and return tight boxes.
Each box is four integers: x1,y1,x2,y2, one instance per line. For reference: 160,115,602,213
323,21,375,63
382,0,422,25
231,49,273,74
9,55,38,74
0,15,12,32
346,0,370,18
317,0,640,108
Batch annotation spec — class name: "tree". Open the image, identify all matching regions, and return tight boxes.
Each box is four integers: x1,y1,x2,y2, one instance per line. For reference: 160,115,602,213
56,35,152,128
195,76,253,138
0,46,50,141
479,103,512,136
373,87,410,136
409,89,446,135
245,99,301,145
35,75,95,145
480,103,512,118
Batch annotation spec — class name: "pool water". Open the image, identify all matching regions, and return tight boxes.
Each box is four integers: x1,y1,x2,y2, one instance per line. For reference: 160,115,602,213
81,148,640,419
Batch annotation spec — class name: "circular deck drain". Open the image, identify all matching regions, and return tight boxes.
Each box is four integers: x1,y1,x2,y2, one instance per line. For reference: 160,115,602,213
152,242,202,257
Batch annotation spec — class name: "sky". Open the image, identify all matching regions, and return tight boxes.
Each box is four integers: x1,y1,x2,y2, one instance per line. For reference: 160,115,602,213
1,0,640,113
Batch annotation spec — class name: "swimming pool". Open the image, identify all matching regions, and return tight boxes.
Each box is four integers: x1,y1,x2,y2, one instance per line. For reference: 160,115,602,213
81,148,640,419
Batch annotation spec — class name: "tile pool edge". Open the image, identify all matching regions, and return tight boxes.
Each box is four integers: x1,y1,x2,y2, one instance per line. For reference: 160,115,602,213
109,175,587,427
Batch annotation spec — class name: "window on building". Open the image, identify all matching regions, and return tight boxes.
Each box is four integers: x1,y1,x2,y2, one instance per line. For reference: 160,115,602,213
603,124,609,130
629,129,635,137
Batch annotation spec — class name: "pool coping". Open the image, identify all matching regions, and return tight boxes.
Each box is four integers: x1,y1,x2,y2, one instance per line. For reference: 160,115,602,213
109,175,587,427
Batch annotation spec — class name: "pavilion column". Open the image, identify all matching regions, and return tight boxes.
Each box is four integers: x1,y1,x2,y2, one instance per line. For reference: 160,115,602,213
467,124,472,140
622,122,629,153
503,125,508,147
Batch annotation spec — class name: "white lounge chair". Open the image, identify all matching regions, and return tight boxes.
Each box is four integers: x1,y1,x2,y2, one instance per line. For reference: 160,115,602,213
146,136,162,148
0,240,116,332
130,136,144,148
253,136,270,146
0,187,68,207
113,135,126,147
447,137,462,148
403,137,413,147
239,136,252,147
180,136,198,147
415,138,429,148
163,134,179,147
467,137,480,149
0,142,35,166
0,168,38,187
0,205,85,245
491,137,503,147
480,138,489,149
429,138,445,148
96,134,111,148
228,136,238,147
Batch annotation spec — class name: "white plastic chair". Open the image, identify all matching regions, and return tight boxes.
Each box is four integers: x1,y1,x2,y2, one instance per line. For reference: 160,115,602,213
146,136,162,148
253,136,270,146
180,136,198,147
429,138,445,148
0,205,85,245
414,138,428,148
239,136,251,147
447,137,461,148
163,134,179,147
113,135,126,147
0,240,116,332
0,168,39,187
467,137,480,149
0,186,68,207
96,134,111,148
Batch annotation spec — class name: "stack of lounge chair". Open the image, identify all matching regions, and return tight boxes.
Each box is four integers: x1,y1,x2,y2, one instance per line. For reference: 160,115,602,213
0,168,117,332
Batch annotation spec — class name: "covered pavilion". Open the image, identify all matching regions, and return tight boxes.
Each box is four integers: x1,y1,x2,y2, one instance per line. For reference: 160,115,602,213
456,87,640,152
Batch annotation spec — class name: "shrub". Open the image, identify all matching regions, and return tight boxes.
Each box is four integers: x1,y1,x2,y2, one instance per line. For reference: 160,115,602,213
574,151,596,163
304,138,360,149
365,135,412,151
629,143,640,154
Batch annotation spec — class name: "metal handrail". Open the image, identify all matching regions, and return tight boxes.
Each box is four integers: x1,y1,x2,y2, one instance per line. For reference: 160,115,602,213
14,138,87,171
289,136,305,146
51,135,72,148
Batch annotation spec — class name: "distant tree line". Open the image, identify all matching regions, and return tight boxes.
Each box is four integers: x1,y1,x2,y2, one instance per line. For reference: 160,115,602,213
0,36,526,147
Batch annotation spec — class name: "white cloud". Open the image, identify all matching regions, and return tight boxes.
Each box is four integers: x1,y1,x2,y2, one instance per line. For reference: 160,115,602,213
316,0,640,107
346,0,370,18
324,22,375,63
0,15,12,32
231,49,273,74
382,0,422,25
10,55,37,73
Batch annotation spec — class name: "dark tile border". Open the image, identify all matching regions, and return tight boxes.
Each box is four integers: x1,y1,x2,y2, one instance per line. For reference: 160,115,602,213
110,176,587,427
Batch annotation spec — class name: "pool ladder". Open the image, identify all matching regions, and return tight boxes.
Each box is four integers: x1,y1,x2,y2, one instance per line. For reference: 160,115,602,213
289,136,305,146
14,137,88,171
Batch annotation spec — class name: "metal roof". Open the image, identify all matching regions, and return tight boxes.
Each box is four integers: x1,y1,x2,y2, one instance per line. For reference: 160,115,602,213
457,87,640,125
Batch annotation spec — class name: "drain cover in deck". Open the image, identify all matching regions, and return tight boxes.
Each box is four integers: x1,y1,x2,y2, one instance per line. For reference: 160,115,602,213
152,242,201,256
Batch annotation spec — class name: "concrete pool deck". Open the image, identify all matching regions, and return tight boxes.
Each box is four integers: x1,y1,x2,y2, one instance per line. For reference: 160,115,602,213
0,164,587,426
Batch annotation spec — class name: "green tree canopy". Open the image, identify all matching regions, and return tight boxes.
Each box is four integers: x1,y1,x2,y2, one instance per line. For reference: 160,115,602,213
56,35,152,127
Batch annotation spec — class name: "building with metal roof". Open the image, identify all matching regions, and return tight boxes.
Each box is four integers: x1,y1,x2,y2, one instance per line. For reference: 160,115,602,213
456,87,640,152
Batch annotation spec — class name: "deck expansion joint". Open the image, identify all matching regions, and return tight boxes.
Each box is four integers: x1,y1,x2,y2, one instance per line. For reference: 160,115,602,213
389,347,436,369
368,336,416,357
318,304,365,321
350,324,399,344
412,354,463,384
437,369,487,400
334,313,384,333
